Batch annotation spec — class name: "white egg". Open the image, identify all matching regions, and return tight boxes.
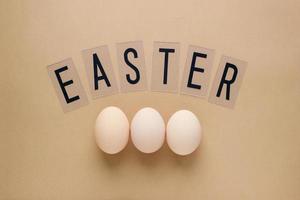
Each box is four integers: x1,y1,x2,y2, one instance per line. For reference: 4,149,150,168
131,107,165,153
95,106,129,154
166,110,202,156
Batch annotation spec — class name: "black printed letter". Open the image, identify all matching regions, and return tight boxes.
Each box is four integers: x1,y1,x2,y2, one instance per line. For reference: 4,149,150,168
187,52,207,89
54,66,80,104
216,63,238,100
124,48,140,84
93,53,111,90
159,48,175,84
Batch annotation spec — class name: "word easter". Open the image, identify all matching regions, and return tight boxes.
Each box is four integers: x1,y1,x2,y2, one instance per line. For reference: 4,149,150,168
47,41,247,112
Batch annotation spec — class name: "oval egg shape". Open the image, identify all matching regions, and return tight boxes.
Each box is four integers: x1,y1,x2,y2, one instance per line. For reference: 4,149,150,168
95,106,129,154
131,107,165,153
166,110,202,156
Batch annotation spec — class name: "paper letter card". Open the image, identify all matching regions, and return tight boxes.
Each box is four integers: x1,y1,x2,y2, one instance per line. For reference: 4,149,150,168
180,46,215,98
208,55,247,108
116,41,148,93
82,45,119,99
47,58,89,112
151,42,180,93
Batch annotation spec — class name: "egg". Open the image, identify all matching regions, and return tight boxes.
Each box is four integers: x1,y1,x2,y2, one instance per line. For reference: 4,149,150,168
166,110,202,156
131,107,165,153
95,106,129,154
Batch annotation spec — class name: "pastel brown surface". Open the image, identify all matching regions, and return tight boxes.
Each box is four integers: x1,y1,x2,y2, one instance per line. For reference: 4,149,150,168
0,0,299,200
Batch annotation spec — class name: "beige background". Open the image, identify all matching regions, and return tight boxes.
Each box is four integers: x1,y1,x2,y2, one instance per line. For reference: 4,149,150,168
0,0,299,199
